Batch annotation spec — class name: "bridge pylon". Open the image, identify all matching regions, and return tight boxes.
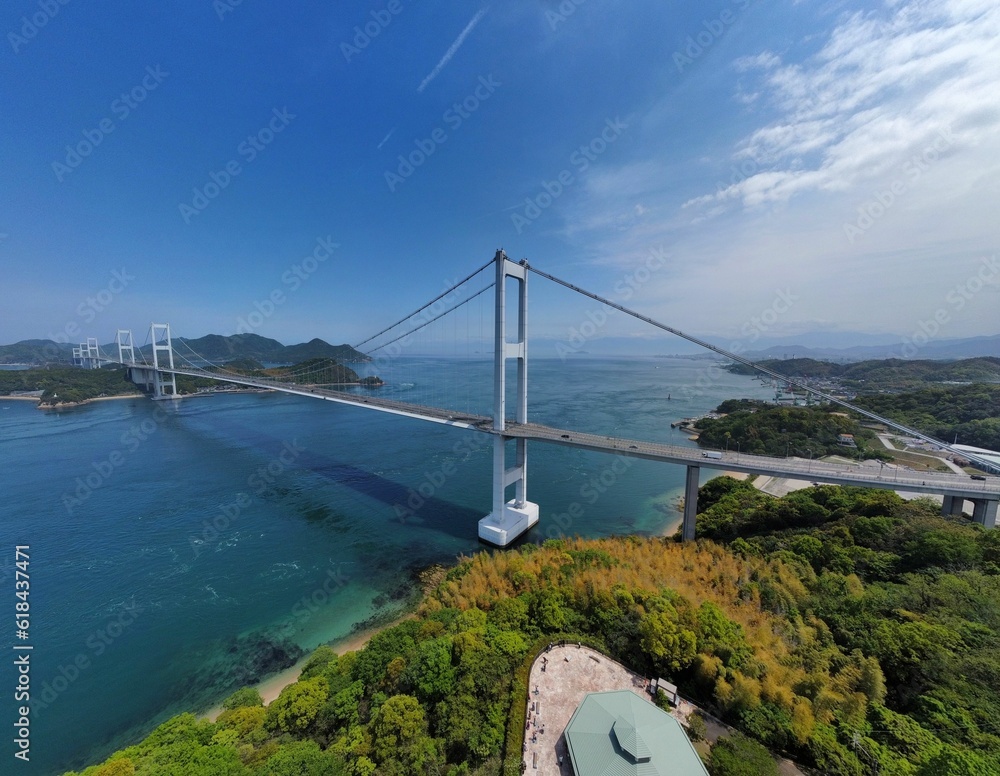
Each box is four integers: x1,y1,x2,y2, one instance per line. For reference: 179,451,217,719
74,338,101,369
116,329,136,365
478,250,539,546
150,323,178,399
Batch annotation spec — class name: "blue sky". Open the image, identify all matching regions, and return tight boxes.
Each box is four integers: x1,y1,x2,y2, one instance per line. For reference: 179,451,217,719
3,0,998,354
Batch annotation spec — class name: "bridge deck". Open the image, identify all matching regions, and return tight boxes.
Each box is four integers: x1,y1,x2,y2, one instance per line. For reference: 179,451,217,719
132,366,999,501
503,422,1000,501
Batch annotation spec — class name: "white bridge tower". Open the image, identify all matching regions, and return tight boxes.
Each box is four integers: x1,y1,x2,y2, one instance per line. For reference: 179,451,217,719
119,325,179,399
478,250,540,546
150,323,178,399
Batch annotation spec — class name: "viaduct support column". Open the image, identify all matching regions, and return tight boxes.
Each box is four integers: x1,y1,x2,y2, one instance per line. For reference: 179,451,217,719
941,495,965,517
479,251,539,546
972,499,999,529
682,465,699,542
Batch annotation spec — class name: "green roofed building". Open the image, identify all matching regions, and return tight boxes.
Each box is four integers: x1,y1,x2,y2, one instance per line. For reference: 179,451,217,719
564,690,709,776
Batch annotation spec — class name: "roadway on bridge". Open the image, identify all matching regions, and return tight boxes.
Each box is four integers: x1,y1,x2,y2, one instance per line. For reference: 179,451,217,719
156,366,1000,501
503,422,1000,501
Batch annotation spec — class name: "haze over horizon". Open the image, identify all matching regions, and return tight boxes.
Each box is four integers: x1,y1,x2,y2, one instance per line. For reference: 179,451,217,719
4,1,999,352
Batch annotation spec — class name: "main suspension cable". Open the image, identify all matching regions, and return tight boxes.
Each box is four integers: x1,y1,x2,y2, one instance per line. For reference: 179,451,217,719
354,258,493,349
368,283,495,354
524,261,999,475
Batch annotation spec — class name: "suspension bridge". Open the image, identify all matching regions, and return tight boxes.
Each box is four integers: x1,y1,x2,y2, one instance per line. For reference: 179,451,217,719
90,250,998,543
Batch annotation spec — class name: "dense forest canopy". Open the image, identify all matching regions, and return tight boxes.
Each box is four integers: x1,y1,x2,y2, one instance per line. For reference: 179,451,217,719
694,399,890,461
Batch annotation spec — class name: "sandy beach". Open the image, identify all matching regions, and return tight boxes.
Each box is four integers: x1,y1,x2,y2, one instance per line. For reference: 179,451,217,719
202,614,414,722
657,471,751,538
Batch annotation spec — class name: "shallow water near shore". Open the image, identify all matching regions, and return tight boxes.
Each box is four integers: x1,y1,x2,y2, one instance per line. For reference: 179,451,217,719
0,356,773,774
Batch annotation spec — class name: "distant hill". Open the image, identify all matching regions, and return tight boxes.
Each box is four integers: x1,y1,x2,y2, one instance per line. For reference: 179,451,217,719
0,334,370,365
853,383,1000,452
729,356,1000,391
0,339,76,364
145,333,371,364
745,333,1000,361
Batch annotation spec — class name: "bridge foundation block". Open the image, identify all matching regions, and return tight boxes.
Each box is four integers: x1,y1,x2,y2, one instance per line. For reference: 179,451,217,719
478,500,540,547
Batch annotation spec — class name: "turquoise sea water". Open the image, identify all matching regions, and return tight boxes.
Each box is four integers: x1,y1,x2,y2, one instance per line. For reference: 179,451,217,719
0,356,774,774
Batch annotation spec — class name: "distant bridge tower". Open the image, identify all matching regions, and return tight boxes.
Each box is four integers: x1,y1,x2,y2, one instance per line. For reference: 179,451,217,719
478,250,540,546
150,323,178,399
74,338,101,368
116,329,136,365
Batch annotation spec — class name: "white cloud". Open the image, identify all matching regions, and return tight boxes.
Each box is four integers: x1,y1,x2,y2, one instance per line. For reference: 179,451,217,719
698,0,1000,209
547,0,1000,340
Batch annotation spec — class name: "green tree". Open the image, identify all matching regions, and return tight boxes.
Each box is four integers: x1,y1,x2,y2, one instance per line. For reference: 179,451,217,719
257,740,348,776
371,694,443,772
488,595,529,632
696,601,752,669
709,733,778,776
687,713,707,742
639,606,697,673
215,705,267,746
265,677,329,734
404,637,456,704
298,645,338,680
916,746,996,776
221,686,263,710
529,588,569,631
93,759,135,776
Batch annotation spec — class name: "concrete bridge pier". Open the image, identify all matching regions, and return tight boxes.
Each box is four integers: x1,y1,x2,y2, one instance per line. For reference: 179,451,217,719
127,366,155,394
972,499,998,529
682,465,699,542
941,495,966,517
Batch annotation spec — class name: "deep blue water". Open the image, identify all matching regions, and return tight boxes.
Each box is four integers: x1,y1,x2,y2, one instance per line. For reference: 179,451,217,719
0,356,773,774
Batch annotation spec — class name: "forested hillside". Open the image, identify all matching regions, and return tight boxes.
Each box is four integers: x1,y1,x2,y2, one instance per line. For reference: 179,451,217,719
70,484,1000,775
853,384,1000,452
727,357,1000,390
694,399,889,460
0,366,140,404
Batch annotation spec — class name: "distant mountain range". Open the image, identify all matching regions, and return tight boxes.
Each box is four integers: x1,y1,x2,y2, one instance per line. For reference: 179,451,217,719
531,332,1000,361
741,333,1000,361
5,330,998,365
0,334,370,365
